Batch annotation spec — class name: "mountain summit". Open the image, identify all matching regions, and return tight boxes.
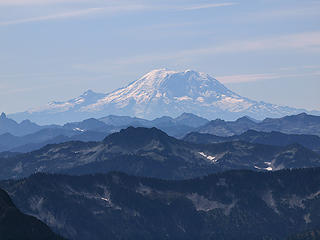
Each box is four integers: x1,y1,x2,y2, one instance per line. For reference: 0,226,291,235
10,69,319,124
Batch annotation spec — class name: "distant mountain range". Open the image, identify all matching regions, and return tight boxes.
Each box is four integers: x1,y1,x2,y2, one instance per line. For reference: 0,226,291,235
0,127,319,180
184,130,320,154
2,168,320,240
9,69,320,125
0,112,48,136
0,112,209,152
195,113,320,137
1,112,320,154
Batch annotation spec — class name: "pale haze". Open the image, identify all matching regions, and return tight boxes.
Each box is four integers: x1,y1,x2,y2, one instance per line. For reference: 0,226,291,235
0,0,319,114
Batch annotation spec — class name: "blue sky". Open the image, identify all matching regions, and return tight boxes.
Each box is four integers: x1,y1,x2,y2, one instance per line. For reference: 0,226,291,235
0,0,319,114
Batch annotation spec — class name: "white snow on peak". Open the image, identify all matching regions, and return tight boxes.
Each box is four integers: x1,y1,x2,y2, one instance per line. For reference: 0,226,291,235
17,68,311,123
82,89,96,96
82,68,251,113
141,68,177,83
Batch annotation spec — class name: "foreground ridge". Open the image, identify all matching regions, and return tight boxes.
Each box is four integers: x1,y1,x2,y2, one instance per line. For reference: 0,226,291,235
0,187,63,239
2,168,320,240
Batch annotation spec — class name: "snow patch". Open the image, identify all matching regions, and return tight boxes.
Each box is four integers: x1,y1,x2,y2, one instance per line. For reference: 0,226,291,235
199,152,218,163
73,128,85,132
255,162,273,171
101,197,110,202
254,166,273,171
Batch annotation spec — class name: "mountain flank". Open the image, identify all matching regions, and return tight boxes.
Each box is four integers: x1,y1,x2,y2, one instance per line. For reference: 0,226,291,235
1,168,320,240
184,130,320,153
0,127,319,180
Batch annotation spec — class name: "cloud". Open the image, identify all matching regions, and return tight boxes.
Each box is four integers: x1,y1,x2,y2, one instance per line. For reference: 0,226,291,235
246,4,320,21
303,65,320,70
0,0,238,9
0,5,147,26
0,0,86,5
216,71,320,84
0,1,237,26
178,32,320,56
75,31,320,73
0,8,104,25
217,73,280,83
183,2,237,10
149,31,320,59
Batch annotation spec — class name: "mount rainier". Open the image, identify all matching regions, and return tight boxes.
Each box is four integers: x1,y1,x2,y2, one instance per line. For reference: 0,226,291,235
10,69,319,124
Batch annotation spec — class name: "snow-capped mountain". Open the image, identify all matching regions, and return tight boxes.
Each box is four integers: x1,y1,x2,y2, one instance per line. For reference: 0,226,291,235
10,69,319,124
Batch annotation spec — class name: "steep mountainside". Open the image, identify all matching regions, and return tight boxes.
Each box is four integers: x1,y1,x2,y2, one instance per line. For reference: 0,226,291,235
2,168,320,240
9,69,318,125
196,113,320,137
0,127,319,180
184,130,320,153
0,187,62,240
